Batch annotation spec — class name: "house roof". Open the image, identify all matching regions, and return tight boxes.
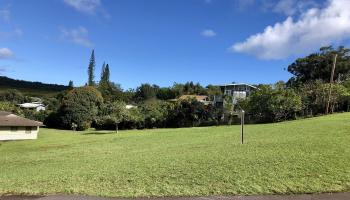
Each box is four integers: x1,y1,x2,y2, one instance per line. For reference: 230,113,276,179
18,102,45,108
217,83,258,89
0,111,43,127
179,95,209,101
125,104,137,109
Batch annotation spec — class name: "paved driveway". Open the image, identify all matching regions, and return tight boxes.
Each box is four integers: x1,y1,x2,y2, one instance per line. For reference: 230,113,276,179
1,193,349,200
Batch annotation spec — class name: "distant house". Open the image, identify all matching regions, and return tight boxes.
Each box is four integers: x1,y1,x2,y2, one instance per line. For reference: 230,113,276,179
0,111,43,141
214,83,258,106
177,95,213,105
126,104,137,109
18,102,46,112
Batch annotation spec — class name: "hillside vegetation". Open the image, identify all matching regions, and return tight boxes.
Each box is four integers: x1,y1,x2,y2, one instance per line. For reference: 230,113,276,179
0,76,70,97
0,113,349,197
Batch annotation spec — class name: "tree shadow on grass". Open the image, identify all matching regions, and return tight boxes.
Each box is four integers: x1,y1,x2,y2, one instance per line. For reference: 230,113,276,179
83,131,117,135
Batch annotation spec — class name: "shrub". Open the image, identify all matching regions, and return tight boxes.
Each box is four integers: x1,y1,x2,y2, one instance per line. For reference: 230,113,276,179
0,89,28,104
59,86,103,130
95,101,128,131
239,84,302,123
139,100,169,128
0,101,23,115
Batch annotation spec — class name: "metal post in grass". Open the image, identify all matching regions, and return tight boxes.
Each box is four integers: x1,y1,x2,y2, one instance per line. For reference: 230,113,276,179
241,110,245,144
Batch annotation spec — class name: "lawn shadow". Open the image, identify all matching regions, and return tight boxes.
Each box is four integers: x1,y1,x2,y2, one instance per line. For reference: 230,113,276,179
83,131,117,135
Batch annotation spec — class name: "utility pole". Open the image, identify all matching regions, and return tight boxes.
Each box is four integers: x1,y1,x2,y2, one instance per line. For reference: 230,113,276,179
326,54,337,115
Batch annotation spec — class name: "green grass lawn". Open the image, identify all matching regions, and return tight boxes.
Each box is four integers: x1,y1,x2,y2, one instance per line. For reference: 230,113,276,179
0,113,350,197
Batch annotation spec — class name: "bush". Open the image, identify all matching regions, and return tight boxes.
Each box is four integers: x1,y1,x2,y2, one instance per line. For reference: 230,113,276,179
59,86,103,130
0,101,23,115
238,84,302,123
139,100,169,128
94,101,128,130
0,89,29,104
167,99,216,127
23,110,49,122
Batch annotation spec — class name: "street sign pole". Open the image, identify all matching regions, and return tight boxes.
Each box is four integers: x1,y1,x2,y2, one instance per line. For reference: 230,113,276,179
241,110,245,144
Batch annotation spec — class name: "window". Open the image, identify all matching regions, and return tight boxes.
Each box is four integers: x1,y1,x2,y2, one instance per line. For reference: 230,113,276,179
11,127,18,132
25,127,32,134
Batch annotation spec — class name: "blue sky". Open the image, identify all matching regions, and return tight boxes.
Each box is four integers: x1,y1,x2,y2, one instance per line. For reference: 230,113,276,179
1,0,350,89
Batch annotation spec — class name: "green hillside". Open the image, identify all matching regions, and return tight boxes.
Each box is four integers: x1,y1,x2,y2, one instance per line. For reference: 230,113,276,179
0,76,70,97
0,113,349,197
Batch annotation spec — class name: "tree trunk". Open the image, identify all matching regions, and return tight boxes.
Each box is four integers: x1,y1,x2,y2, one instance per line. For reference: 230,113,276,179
116,123,119,134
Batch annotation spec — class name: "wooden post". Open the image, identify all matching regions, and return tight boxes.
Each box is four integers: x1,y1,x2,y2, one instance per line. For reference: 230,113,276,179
241,110,245,144
326,54,337,115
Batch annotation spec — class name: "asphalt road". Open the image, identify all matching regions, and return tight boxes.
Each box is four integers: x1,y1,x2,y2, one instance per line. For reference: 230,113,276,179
1,193,349,200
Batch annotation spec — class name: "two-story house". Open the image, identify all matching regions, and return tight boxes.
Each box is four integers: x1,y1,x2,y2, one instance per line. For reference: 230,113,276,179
214,83,258,107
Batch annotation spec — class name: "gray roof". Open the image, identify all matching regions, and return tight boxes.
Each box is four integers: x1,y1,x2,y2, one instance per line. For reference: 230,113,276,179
217,83,258,89
0,111,43,127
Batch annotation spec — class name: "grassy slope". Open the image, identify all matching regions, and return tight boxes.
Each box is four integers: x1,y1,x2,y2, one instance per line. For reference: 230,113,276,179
0,113,349,197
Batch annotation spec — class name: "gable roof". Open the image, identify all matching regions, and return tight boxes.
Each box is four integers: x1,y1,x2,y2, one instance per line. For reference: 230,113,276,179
218,83,258,90
18,102,45,108
0,112,43,127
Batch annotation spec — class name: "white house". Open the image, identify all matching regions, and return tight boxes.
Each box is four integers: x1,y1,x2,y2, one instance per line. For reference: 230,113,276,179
214,83,259,106
126,104,137,109
0,111,43,141
18,102,46,112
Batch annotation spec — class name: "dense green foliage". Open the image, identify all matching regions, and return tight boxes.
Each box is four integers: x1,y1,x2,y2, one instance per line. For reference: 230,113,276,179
238,83,302,123
0,76,70,92
58,86,103,130
95,101,128,130
0,89,29,104
2,46,350,129
0,101,23,115
287,46,350,86
1,113,349,197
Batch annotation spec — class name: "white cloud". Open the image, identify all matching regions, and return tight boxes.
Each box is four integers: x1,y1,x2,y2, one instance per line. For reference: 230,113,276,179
267,0,319,16
0,28,23,40
273,0,297,15
60,26,93,47
0,7,10,21
231,0,350,59
236,0,255,10
201,29,216,37
0,48,14,59
63,0,101,14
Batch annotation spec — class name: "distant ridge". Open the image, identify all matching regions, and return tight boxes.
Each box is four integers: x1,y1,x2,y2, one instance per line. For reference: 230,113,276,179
0,76,70,97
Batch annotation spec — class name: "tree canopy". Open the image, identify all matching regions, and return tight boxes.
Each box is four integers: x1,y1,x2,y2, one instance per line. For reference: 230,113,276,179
287,46,350,86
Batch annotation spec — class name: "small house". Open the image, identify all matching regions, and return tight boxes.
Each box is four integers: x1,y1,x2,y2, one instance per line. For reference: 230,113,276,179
0,111,43,141
18,102,46,112
126,104,137,109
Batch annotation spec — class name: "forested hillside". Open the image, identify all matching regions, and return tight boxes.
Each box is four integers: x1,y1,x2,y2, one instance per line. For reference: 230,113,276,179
0,76,70,97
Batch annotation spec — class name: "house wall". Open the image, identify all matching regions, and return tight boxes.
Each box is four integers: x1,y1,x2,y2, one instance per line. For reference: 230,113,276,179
0,126,39,141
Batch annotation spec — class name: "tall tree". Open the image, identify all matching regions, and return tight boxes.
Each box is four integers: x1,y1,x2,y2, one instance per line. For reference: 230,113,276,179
88,49,95,86
68,80,74,88
135,83,158,101
104,64,110,83
287,46,350,86
100,62,106,83
99,62,110,86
